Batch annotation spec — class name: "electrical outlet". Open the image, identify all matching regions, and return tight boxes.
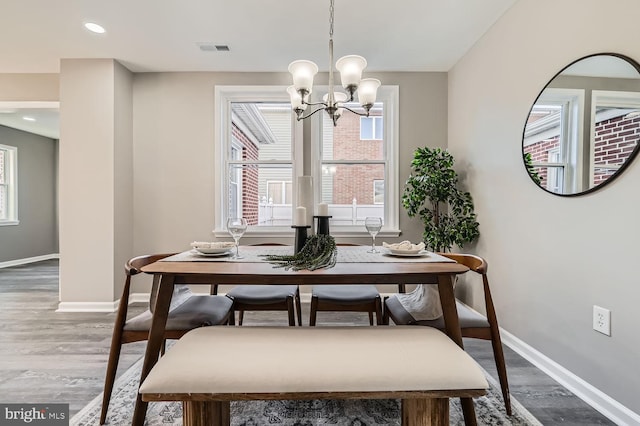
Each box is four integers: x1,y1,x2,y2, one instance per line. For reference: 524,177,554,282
593,305,611,336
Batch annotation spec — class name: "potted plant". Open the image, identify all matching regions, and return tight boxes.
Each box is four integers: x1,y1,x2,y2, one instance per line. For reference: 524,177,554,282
402,147,480,252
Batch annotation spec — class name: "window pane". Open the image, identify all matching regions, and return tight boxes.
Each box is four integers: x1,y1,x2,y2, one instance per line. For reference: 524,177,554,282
0,185,5,220
228,164,293,227
374,117,383,140
230,102,292,161
593,108,640,187
320,163,384,225
360,117,373,139
373,180,384,204
0,150,5,184
323,102,384,161
530,165,564,194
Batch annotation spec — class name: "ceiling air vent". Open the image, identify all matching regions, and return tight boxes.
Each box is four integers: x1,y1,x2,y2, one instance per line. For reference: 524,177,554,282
197,43,230,52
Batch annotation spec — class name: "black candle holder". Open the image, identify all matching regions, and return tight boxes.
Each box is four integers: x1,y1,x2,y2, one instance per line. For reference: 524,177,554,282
313,215,333,235
291,225,311,254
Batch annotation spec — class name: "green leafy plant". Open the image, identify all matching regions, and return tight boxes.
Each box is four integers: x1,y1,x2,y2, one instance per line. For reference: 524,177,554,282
523,152,542,185
262,234,337,271
402,147,480,252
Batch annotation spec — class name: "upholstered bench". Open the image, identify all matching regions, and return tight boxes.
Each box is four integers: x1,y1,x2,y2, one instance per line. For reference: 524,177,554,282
139,326,488,426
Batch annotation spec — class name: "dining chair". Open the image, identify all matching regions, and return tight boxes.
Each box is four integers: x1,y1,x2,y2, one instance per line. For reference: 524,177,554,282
309,244,386,326
100,253,233,425
225,243,302,326
382,252,512,416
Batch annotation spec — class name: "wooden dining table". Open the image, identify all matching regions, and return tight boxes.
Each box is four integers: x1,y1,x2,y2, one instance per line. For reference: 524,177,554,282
132,247,478,426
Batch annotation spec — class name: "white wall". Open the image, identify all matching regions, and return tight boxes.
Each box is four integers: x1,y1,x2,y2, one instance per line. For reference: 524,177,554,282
59,59,133,305
449,0,640,415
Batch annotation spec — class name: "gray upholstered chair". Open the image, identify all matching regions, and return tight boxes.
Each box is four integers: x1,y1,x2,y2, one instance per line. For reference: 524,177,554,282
310,284,383,325
383,252,512,416
309,244,384,326
225,243,302,326
100,253,233,424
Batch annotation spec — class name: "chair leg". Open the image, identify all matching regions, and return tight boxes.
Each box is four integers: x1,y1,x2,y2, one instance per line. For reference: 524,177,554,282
287,297,296,326
382,296,390,325
238,310,244,326
375,296,384,325
490,331,512,416
227,309,235,326
160,339,167,356
368,312,374,326
100,338,123,424
295,288,303,326
309,295,318,326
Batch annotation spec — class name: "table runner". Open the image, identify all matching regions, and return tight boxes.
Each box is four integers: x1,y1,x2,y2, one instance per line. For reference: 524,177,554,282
161,245,456,263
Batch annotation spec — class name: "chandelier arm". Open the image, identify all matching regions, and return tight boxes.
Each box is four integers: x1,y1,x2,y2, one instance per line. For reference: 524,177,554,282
339,105,371,117
302,100,328,107
296,106,329,121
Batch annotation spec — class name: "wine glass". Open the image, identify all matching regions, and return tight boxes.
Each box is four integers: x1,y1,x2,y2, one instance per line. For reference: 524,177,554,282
226,217,248,259
364,217,382,253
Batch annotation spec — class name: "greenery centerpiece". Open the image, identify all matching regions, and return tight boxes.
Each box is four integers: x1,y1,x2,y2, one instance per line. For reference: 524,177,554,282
262,234,337,271
402,147,479,252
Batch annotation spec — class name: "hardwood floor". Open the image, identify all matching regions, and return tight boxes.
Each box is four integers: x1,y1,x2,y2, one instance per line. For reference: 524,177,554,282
0,260,615,424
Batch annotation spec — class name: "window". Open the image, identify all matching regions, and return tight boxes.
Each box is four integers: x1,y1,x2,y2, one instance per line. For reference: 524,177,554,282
313,86,399,235
215,86,302,235
0,144,18,225
523,88,584,194
215,85,398,236
360,116,383,140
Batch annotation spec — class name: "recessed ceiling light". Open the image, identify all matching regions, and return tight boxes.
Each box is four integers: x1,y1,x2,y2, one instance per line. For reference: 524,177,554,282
84,22,106,34
23,116,36,122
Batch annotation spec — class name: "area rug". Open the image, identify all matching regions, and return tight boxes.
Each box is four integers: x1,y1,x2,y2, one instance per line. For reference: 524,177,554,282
72,357,541,425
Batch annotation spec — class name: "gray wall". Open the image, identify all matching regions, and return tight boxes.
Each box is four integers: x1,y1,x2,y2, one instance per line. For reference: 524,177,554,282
449,0,640,415
0,125,57,262
131,71,447,294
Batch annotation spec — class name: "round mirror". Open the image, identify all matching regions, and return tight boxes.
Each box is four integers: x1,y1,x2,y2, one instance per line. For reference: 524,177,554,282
523,53,640,196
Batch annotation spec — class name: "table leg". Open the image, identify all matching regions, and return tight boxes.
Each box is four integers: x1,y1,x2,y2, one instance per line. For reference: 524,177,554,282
437,274,478,426
131,274,175,426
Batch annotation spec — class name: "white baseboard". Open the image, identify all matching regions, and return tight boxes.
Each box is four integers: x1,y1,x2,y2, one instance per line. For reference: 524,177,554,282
0,253,59,269
500,328,640,425
56,300,119,313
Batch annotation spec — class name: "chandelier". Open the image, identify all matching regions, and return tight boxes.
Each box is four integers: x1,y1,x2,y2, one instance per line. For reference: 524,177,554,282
286,0,381,126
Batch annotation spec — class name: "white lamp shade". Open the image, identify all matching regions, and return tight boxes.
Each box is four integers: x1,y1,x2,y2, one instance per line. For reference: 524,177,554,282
288,60,319,93
357,78,381,106
336,55,367,88
287,85,307,110
323,92,348,116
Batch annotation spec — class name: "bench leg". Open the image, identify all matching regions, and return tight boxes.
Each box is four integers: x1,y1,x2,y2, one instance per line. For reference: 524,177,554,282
402,398,449,426
183,401,230,426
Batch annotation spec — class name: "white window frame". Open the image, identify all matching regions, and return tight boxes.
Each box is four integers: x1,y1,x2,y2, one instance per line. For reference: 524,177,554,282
523,88,584,194
214,86,303,237
0,144,18,226
311,85,400,237
360,116,383,140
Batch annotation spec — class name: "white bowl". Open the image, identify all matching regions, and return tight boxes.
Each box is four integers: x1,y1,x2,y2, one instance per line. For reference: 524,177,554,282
193,246,233,255
387,247,424,255
190,241,235,254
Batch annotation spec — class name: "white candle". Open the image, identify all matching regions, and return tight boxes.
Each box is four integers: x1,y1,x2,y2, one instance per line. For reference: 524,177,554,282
318,202,329,216
295,206,307,226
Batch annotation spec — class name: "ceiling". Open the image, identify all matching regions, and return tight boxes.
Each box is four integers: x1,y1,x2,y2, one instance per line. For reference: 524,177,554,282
0,0,518,138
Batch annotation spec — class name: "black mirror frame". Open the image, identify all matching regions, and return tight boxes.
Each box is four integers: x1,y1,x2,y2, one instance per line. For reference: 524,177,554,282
522,52,640,197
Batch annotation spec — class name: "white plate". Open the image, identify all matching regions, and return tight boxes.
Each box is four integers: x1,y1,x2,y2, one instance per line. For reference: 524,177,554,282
385,250,429,257
192,249,232,257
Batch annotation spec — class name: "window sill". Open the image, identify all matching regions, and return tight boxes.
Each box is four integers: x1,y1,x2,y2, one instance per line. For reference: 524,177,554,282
0,220,19,226
212,227,401,239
